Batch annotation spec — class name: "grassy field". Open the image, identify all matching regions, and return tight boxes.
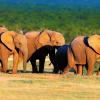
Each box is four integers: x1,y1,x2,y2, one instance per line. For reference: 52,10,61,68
0,58,100,100
0,73,100,100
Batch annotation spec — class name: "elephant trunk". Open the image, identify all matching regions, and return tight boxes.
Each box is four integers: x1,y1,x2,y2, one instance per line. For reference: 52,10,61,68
14,34,28,72
23,49,28,72
20,41,28,72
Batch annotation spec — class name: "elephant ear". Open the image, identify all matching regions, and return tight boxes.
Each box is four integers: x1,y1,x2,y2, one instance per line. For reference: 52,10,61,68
1,31,15,51
88,34,100,54
36,30,51,49
50,31,65,46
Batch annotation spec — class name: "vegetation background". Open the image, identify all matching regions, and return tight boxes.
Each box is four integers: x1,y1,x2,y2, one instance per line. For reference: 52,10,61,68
0,0,100,42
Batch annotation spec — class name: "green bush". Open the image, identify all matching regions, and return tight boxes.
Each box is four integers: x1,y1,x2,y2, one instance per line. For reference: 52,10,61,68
0,4,100,43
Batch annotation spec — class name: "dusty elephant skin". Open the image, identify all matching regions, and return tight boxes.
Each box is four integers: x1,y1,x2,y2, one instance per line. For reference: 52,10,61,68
0,29,65,73
63,35,100,76
21,29,65,73
0,31,19,73
0,31,28,74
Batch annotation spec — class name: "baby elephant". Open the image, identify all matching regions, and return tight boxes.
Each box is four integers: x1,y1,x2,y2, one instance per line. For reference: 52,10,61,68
55,45,77,74
28,45,57,73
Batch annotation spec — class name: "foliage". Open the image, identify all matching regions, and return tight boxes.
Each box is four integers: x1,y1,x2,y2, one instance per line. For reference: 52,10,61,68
0,1,100,42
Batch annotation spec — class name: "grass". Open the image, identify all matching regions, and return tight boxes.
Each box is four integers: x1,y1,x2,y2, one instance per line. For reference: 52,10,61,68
0,58,100,100
0,73,100,100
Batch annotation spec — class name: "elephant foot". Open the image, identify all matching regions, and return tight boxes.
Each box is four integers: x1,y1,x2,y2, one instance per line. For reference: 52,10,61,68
23,70,27,73
32,70,38,73
39,68,44,73
96,71,100,76
12,71,17,74
39,71,43,73
53,68,59,74
0,68,7,73
0,68,3,72
87,71,93,76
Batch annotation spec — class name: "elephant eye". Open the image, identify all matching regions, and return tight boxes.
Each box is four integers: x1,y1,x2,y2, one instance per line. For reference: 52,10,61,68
18,42,22,46
56,42,59,44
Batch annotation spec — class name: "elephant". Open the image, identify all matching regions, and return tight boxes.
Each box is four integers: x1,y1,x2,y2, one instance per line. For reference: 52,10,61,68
55,45,69,73
28,45,57,73
63,34,100,76
0,31,28,74
55,45,77,74
17,29,65,73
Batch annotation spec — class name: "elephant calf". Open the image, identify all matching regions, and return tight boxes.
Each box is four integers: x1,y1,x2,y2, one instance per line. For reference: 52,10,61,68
55,45,77,74
28,45,57,73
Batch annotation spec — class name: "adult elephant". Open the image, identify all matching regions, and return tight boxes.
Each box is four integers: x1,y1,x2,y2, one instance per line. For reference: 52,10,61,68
0,31,28,74
63,35,100,76
17,29,65,73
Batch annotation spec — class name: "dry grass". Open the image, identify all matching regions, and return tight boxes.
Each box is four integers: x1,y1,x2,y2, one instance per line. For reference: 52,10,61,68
0,57,100,100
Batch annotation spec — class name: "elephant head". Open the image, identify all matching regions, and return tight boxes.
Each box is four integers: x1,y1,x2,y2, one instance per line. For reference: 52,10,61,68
1,31,17,51
25,30,65,49
36,29,65,49
88,34,100,55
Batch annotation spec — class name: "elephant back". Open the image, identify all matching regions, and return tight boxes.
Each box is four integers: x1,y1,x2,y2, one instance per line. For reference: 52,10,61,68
25,31,40,40
88,35,100,55
45,30,65,46
71,36,86,64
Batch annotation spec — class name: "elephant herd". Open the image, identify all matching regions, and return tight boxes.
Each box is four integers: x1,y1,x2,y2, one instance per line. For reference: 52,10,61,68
0,26,100,76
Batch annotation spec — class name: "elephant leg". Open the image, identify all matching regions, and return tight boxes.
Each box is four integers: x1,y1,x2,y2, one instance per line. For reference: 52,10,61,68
49,49,59,73
97,66,100,75
63,65,77,75
1,49,9,73
0,60,3,72
30,59,38,73
2,55,8,73
39,58,45,73
12,50,19,74
77,65,83,75
87,61,95,76
63,65,70,75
